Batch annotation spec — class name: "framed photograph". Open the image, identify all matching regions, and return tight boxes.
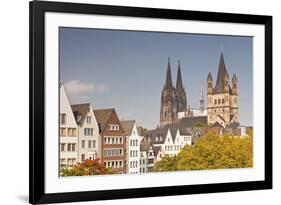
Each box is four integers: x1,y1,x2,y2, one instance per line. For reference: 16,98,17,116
29,0,272,204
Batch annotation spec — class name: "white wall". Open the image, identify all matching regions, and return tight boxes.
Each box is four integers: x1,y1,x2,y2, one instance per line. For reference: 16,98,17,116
0,0,280,205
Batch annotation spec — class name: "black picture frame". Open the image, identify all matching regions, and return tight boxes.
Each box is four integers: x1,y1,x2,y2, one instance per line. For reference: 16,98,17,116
29,0,272,204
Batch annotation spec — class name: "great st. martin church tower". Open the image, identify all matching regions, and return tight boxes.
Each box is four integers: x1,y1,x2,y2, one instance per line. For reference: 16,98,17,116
160,58,187,127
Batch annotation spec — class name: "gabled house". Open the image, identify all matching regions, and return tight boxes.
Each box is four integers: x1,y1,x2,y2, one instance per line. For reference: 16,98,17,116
59,83,79,169
94,109,126,174
71,103,100,162
120,120,141,174
139,139,149,174
146,144,155,172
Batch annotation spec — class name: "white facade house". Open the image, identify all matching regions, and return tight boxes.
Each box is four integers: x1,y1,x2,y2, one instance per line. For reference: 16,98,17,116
147,145,155,172
71,103,100,162
59,83,79,169
121,120,141,174
149,127,192,160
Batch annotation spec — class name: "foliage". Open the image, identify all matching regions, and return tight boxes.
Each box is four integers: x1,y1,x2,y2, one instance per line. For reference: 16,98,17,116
153,155,178,172
61,159,114,176
153,133,253,172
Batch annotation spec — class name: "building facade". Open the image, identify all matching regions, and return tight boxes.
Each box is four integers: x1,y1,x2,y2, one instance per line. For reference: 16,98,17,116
71,103,100,162
121,120,141,174
59,83,79,169
207,53,239,128
94,109,126,174
160,59,187,127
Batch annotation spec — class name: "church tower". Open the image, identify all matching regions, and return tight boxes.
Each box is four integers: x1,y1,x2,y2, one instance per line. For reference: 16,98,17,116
207,53,239,128
174,61,187,114
160,58,176,127
200,86,204,112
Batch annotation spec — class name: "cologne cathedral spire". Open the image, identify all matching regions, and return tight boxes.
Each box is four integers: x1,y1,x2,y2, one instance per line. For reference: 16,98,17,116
176,60,183,90
165,57,173,89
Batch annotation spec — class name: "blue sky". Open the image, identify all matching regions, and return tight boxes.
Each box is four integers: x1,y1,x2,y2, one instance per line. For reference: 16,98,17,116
59,27,253,129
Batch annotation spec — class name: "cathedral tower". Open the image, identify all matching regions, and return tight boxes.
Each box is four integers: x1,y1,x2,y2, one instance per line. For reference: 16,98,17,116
207,53,239,128
174,61,187,114
160,59,187,127
160,58,176,127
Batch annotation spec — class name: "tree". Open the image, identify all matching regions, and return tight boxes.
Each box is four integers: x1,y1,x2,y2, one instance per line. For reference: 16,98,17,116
153,132,253,172
61,159,114,176
153,155,178,172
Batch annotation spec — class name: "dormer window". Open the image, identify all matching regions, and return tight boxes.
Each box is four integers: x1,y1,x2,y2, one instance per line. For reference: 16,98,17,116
109,124,119,131
86,116,92,124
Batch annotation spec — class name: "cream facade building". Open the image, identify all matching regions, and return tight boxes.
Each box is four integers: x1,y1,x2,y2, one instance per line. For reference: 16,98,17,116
71,103,100,162
59,83,79,169
121,120,141,174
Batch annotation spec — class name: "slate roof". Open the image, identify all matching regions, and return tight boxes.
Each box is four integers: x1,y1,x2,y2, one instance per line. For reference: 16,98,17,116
178,116,207,128
93,109,114,132
71,103,90,125
152,146,162,156
146,117,203,145
140,140,150,152
213,53,232,94
120,120,135,136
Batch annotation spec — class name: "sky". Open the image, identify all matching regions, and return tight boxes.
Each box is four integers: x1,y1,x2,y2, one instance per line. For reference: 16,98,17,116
59,27,253,129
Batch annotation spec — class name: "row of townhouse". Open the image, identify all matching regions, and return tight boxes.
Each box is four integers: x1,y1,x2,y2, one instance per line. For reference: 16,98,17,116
139,116,250,173
59,83,142,174
139,124,193,173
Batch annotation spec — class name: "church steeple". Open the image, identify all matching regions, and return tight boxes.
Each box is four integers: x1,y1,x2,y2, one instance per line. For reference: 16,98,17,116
176,60,183,90
165,57,173,89
200,85,204,111
214,53,230,94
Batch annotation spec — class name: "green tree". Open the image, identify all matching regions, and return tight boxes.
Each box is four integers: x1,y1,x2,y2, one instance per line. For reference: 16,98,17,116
61,159,114,176
154,132,253,172
153,155,178,172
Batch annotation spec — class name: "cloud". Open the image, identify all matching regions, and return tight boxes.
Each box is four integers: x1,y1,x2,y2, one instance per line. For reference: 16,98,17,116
64,80,108,94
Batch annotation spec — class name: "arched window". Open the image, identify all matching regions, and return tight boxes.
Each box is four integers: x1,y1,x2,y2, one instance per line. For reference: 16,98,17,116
218,99,221,104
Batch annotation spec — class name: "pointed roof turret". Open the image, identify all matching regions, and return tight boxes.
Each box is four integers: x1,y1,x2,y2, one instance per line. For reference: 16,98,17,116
232,74,237,82
207,72,213,81
214,53,230,93
176,60,183,90
165,57,173,89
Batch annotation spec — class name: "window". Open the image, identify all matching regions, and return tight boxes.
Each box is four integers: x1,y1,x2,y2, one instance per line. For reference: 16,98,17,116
67,143,71,151
60,143,65,152
60,158,66,166
214,99,217,104
88,140,92,148
60,113,67,125
81,154,85,162
67,158,72,166
218,99,221,104
119,137,123,144
60,128,66,137
67,128,76,137
82,140,85,149
84,128,93,136
109,124,119,131
86,116,92,124
222,99,225,104
93,140,96,148
71,144,76,151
